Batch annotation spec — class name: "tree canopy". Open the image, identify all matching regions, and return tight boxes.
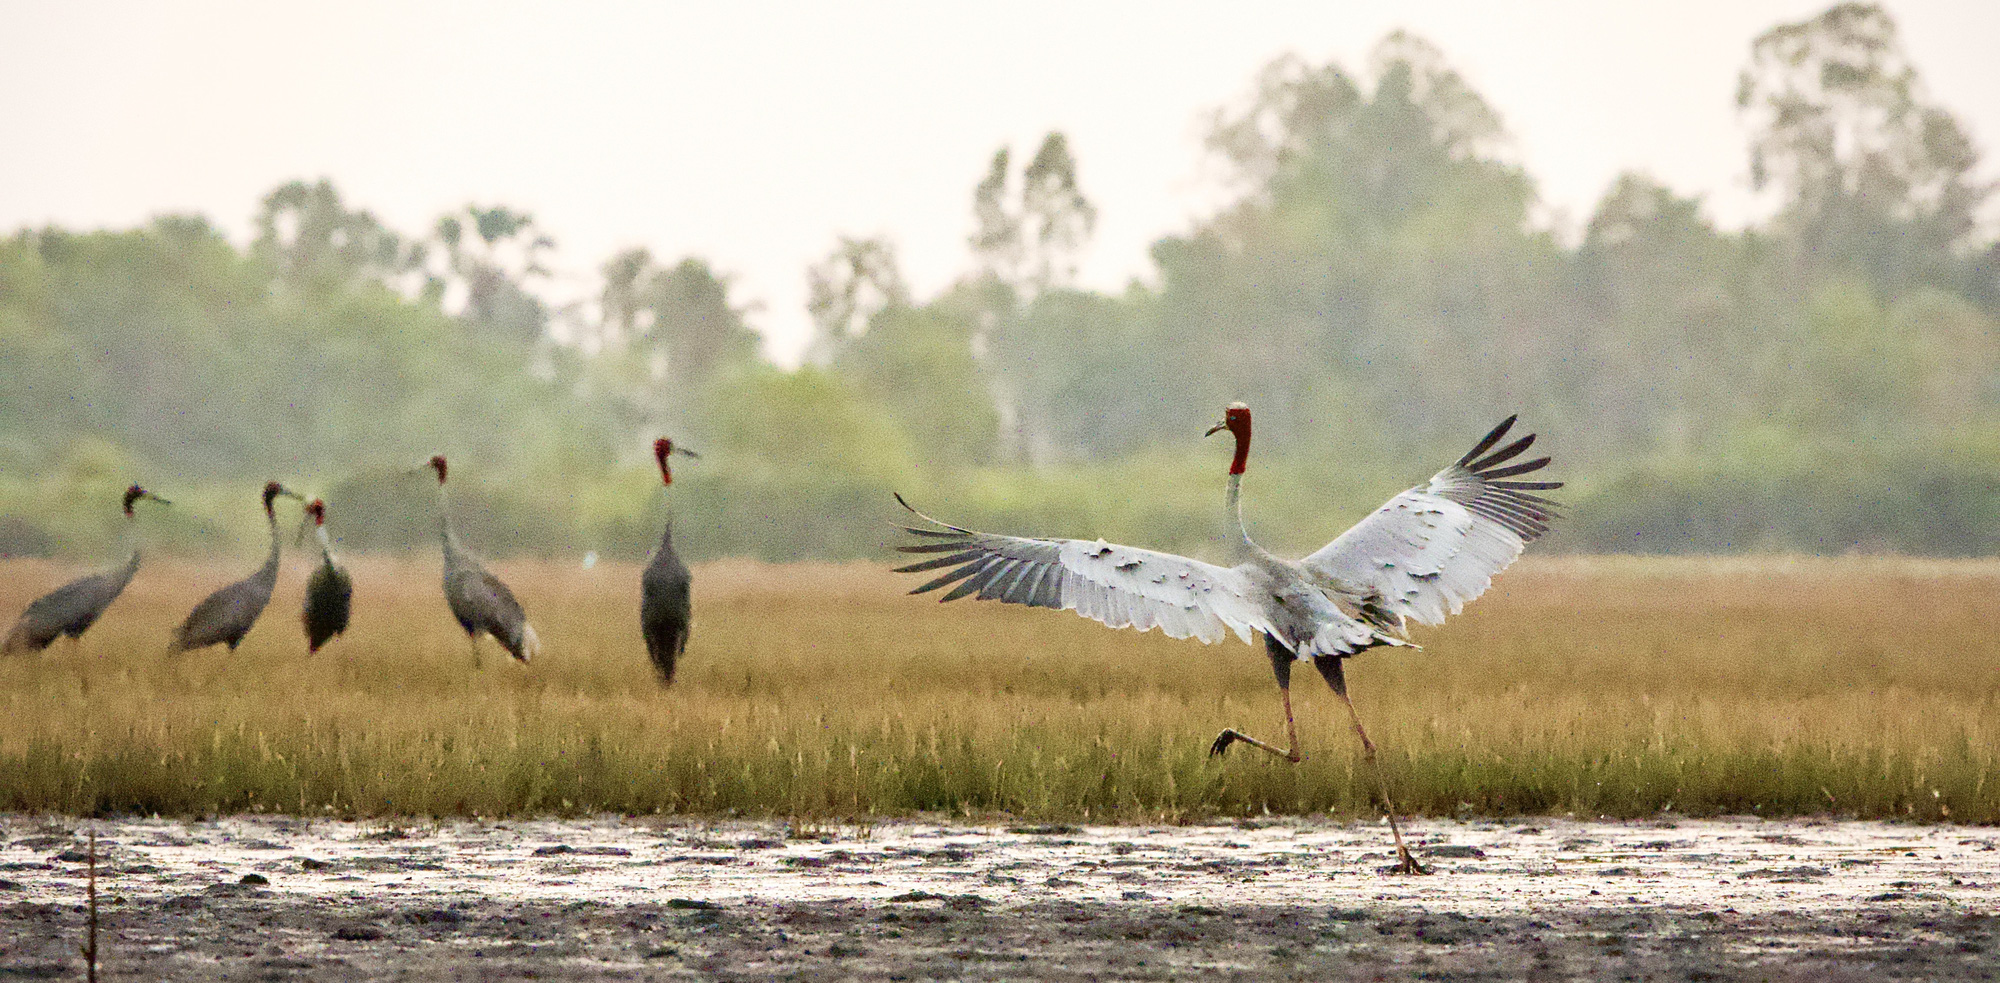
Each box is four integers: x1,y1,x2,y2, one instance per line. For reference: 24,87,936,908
3,3,1996,560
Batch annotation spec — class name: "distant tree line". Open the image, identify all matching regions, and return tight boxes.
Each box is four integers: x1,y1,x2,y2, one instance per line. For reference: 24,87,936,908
2,3,1996,561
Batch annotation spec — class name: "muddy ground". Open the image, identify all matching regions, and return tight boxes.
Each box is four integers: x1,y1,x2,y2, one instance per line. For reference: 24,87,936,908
1,814,1996,981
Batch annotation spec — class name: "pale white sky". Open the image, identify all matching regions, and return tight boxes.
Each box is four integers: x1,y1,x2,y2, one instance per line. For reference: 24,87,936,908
3,1,1995,363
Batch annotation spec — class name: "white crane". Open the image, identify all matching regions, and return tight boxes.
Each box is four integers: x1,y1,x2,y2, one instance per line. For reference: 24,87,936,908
895,403,1560,874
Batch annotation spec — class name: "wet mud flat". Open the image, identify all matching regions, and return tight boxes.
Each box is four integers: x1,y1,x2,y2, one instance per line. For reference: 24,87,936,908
2,815,1996,981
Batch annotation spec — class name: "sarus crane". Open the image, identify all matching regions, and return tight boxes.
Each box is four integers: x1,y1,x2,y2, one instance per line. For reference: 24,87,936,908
422,455,539,664
2,484,171,654
640,437,699,685
170,481,304,653
894,404,1560,875
298,497,353,653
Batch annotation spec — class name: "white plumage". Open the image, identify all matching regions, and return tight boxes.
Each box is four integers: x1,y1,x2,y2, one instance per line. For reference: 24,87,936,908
895,404,1561,875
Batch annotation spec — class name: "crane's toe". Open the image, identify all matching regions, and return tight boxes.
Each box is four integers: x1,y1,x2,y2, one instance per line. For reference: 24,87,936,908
1208,730,1242,757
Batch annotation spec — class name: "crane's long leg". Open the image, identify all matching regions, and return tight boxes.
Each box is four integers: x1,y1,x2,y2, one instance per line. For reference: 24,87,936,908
1209,635,1304,762
1209,686,1302,762
1316,655,1425,875
467,633,484,671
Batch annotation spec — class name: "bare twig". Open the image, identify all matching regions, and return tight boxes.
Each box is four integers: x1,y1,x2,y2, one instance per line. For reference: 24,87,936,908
81,829,99,983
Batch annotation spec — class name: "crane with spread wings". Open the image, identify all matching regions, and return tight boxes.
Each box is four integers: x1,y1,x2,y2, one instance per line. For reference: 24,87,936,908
893,404,1561,874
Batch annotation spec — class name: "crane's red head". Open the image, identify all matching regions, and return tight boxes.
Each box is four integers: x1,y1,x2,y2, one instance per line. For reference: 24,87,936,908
306,498,327,526
1204,403,1252,475
427,455,448,485
652,437,698,486
262,480,301,516
122,485,169,517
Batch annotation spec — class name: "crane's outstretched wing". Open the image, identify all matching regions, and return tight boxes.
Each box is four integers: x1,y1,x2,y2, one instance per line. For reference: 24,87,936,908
893,495,1269,646
1301,416,1560,627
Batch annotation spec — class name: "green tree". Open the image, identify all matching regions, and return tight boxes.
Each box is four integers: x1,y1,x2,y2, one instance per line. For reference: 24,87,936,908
429,205,555,345
833,283,998,465
252,179,422,296
1738,3,1992,294
969,133,1097,297
1149,33,1555,456
805,236,908,363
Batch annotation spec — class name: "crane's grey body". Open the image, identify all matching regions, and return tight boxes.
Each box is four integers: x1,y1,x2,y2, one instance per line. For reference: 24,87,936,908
640,522,691,684
301,512,352,653
4,485,167,655
431,476,537,663
2,552,141,654
172,513,284,653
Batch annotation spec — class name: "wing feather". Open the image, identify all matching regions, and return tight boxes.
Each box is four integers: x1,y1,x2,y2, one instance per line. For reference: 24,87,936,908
892,495,1269,645
1303,419,1562,628
893,549,987,572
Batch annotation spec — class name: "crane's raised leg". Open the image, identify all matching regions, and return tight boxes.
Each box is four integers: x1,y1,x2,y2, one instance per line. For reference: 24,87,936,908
1209,635,1304,763
1315,655,1426,875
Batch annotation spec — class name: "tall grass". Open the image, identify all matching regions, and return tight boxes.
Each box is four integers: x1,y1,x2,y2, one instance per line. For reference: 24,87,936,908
0,555,1995,822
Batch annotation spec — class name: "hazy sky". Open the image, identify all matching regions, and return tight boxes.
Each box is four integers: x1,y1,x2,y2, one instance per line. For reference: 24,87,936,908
4,1,1995,361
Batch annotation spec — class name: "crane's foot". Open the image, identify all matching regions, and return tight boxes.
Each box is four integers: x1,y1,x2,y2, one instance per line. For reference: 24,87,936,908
1208,730,1302,763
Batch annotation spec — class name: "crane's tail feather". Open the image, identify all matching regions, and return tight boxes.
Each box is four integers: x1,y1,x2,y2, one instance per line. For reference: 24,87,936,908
516,623,540,663
0,622,39,655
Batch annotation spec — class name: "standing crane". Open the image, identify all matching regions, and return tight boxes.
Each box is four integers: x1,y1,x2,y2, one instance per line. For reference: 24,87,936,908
640,437,699,685
298,497,352,653
170,481,304,653
422,455,539,664
2,484,171,654
894,404,1560,875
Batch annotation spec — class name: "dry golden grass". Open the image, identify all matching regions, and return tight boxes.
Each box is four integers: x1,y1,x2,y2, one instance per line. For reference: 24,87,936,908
1,554,1996,822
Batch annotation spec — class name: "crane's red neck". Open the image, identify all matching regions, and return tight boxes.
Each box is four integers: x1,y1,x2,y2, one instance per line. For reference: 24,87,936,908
428,455,448,485
653,438,674,486
123,484,145,518
262,481,285,517
1222,405,1251,475
306,499,326,526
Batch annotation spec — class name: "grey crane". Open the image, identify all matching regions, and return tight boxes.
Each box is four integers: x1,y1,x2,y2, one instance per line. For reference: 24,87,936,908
298,497,353,654
423,455,539,664
640,437,699,685
170,480,305,653
894,404,1560,875
2,484,171,655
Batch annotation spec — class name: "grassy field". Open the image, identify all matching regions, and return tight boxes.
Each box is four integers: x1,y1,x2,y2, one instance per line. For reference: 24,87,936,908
0,554,1996,822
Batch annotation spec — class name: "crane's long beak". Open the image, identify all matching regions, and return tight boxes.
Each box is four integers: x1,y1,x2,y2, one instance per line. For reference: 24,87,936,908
674,446,700,459
1205,420,1228,437
144,492,172,506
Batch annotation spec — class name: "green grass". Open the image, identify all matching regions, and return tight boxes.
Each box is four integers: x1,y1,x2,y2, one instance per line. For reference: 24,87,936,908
1,555,1996,822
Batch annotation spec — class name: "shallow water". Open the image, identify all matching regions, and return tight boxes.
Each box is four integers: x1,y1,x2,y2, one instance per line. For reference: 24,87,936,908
5,815,1996,980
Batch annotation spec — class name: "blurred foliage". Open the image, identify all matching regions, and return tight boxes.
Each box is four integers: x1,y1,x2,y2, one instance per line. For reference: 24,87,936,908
2,3,1997,562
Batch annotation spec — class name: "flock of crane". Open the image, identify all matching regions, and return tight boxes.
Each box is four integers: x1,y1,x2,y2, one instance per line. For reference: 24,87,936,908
0,438,699,682
2,405,1559,875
